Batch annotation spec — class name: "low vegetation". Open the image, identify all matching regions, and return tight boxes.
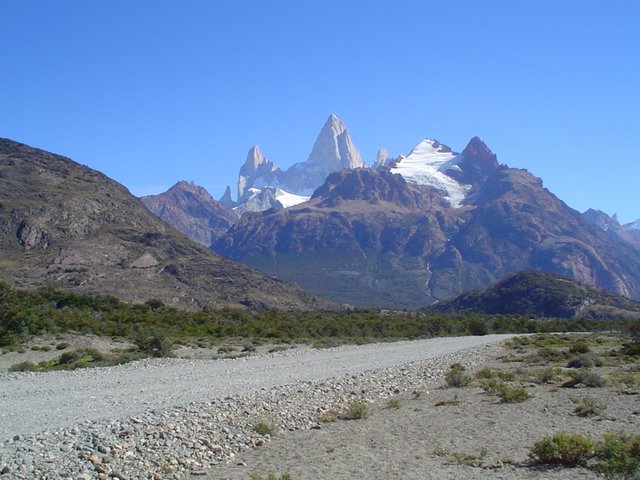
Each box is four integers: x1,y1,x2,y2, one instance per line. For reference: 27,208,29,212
530,431,640,477
340,399,369,420
0,282,627,352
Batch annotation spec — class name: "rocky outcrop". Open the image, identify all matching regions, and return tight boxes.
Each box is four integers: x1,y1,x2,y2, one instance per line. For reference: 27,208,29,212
218,186,235,208
280,114,364,195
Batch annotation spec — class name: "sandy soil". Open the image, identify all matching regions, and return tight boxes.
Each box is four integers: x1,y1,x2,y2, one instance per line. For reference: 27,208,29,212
202,345,640,480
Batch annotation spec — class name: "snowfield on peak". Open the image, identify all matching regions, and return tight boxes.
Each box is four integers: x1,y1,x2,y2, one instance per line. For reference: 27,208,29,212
390,139,470,207
275,188,311,208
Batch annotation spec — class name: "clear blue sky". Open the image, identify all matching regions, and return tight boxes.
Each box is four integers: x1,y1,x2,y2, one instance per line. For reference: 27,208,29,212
1,1,638,222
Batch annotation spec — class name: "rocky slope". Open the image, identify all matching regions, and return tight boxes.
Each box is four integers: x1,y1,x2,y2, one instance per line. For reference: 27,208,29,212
432,270,640,319
215,137,640,308
0,138,331,310
141,181,238,248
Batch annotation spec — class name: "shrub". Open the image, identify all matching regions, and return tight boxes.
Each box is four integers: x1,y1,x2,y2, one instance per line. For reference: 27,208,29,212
134,334,173,357
9,361,38,372
55,342,69,350
570,339,591,354
567,355,595,369
529,433,595,467
340,399,368,420
564,369,605,388
574,397,606,417
532,367,561,384
497,383,530,403
480,378,502,394
445,363,471,388
475,367,495,379
598,432,640,478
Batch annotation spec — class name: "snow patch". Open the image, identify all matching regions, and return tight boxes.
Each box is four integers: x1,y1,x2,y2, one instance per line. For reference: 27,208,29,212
275,189,310,208
390,139,470,207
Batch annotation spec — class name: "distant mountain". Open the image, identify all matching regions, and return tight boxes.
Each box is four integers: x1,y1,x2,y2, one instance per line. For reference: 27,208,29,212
625,218,640,231
237,146,284,203
215,136,640,308
432,271,640,319
582,209,640,251
141,181,238,248
232,114,363,213
0,138,332,311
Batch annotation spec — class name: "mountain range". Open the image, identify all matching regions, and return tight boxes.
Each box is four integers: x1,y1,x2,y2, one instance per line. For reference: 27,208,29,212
141,115,640,309
0,138,330,311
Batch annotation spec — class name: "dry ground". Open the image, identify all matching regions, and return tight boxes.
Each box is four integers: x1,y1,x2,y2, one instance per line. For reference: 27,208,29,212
202,334,640,480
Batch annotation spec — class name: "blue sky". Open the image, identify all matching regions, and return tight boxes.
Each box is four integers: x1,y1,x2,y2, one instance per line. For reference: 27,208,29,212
1,1,638,222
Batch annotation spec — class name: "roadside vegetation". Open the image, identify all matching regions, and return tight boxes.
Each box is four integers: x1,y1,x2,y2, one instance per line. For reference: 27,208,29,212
0,282,625,349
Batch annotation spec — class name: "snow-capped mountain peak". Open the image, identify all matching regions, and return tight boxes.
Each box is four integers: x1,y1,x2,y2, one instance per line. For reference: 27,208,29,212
389,139,470,207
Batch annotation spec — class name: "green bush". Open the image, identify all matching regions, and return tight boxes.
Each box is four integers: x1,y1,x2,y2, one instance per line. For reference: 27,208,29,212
445,363,471,388
496,383,530,403
134,334,173,357
341,399,368,420
55,342,69,350
598,432,640,478
253,420,276,436
529,433,595,467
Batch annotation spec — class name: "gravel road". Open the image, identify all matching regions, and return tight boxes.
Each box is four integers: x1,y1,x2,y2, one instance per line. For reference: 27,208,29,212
0,335,513,441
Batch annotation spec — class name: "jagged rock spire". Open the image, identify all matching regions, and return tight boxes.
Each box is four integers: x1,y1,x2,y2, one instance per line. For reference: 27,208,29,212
307,114,363,170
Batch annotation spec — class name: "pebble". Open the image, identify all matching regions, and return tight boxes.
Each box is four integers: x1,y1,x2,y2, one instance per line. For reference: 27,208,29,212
0,344,499,479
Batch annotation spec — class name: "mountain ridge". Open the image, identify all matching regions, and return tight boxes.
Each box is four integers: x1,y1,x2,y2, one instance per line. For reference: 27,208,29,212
0,138,332,311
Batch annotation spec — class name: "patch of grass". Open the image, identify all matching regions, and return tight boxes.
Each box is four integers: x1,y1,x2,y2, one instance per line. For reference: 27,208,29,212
250,473,292,480
529,433,595,467
386,399,401,409
253,420,277,437
434,394,461,407
445,363,471,388
450,448,487,465
574,397,606,417
340,399,368,420
475,366,496,379
317,410,338,423
55,342,69,350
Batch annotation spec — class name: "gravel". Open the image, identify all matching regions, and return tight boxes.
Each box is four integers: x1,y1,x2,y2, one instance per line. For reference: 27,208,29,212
0,334,514,479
